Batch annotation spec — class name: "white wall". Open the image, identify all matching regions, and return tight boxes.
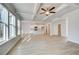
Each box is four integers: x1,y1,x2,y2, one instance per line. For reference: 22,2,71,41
21,21,32,34
50,18,67,37
50,8,79,44
63,9,79,44
21,21,46,35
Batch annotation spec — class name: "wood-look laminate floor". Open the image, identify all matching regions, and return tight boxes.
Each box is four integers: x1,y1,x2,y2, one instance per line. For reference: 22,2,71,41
8,35,79,55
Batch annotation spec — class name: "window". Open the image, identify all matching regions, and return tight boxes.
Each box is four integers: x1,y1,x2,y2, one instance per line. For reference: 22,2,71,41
0,23,4,42
0,4,8,42
0,4,21,44
9,12,16,39
17,19,21,35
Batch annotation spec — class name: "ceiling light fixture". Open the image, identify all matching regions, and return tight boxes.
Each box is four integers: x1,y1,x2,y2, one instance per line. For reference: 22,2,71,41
45,11,50,16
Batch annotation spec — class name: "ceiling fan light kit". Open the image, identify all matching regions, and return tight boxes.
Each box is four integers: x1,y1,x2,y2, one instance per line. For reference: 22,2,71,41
45,11,50,16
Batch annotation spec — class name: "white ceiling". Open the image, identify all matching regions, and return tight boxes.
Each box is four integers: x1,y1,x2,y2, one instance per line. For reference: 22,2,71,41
12,3,79,23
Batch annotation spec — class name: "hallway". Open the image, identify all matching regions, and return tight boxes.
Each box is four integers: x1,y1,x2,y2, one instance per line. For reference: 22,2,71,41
8,34,79,55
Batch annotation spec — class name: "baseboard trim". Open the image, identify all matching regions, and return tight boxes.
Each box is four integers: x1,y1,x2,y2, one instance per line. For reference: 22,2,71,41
66,38,79,44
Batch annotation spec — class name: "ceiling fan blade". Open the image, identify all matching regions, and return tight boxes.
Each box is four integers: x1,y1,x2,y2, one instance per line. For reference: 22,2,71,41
50,11,56,13
40,12,45,14
49,7,55,11
41,8,46,11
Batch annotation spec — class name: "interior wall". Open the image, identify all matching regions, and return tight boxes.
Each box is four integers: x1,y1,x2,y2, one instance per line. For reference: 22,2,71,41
21,21,32,34
21,21,46,35
50,19,67,37
50,8,79,44
62,9,79,44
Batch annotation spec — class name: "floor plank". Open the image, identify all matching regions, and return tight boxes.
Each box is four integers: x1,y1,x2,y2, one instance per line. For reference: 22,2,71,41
8,35,79,55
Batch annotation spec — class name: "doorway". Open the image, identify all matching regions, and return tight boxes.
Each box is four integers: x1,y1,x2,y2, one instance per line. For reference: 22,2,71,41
46,24,50,35
58,24,61,36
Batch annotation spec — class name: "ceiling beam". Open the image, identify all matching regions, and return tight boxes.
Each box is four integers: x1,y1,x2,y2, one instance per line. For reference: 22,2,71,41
32,3,42,20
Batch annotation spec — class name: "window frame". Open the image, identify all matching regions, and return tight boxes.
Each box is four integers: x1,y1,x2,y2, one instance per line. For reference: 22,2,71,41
0,4,21,45
0,4,9,42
